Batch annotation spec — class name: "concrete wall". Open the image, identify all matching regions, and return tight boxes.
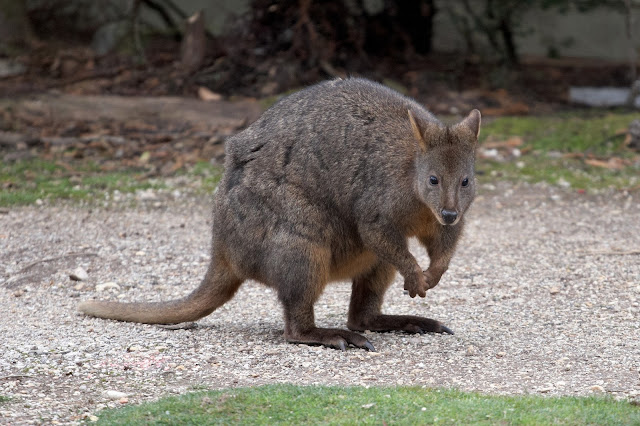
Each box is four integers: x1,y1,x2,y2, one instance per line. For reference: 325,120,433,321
167,1,639,61
433,2,640,61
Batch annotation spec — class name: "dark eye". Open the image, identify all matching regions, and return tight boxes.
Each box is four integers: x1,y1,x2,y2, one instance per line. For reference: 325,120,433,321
429,176,439,185
461,177,469,187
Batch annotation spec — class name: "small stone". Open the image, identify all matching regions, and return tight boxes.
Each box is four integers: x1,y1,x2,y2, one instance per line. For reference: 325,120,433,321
537,385,554,393
119,397,129,404
104,390,128,400
549,286,560,295
70,267,89,281
361,403,375,409
96,282,121,292
590,385,605,393
88,415,98,422
496,351,506,358
74,282,85,291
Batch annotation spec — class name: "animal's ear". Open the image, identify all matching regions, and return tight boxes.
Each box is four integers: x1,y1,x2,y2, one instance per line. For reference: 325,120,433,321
408,109,440,150
407,109,425,146
458,109,481,140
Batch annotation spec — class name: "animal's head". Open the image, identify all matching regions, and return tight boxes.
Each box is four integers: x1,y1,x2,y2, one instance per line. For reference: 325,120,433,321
409,109,481,226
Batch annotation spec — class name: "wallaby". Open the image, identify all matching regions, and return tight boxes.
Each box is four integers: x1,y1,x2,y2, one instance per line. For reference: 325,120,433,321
79,78,480,351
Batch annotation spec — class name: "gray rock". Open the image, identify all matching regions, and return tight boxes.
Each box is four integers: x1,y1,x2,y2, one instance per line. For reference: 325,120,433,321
0,59,26,79
70,267,89,281
569,87,640,107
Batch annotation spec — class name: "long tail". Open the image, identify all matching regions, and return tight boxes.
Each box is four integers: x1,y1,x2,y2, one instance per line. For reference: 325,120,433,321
78,266,242,324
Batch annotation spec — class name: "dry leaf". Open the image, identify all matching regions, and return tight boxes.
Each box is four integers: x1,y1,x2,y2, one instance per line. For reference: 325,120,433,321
483,136,524,149
584,157,627,170
198,86,222,102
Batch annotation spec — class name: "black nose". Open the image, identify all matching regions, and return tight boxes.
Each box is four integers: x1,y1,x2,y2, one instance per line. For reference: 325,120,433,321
441,209,458,224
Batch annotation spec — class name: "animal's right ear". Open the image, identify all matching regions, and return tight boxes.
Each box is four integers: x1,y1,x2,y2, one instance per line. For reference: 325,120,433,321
457,109,481,140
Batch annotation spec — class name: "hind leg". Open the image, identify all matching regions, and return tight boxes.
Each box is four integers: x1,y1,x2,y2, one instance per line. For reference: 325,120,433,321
273,243,375,351
347,261,453,335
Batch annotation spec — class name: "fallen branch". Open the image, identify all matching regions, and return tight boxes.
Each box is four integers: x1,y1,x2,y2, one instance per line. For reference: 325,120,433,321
0,375,33,380
46,69,124,90
157,322,198,330
578,249,640,256
17,252,98,274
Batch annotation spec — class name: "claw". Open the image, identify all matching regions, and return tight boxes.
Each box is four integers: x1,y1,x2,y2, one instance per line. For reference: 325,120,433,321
364,341,376,352
440,325,454,335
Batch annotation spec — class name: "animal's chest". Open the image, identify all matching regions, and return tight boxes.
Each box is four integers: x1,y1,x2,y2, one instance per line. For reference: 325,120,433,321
328,248,378,282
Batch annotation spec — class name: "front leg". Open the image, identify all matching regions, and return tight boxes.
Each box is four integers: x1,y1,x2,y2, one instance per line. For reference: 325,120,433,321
347,261,454,335
419,222,464,290
358,221,427,298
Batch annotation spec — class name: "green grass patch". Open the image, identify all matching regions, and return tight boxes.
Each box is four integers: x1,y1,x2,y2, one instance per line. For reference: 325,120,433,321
0,395,10,404
478,111,640,191
95,385,640,425
480,111,636,156
0,159,164,206
186,161,224,193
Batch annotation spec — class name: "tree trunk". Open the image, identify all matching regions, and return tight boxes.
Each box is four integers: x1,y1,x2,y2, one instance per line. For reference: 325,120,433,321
396,0,437,55
499,16,518,66
180,10,206,72
0,0,34,50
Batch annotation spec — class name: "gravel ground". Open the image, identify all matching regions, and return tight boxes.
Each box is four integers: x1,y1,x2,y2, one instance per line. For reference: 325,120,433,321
1,182,639,424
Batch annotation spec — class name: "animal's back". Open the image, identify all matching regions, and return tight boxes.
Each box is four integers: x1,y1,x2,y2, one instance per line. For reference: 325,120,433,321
220,78,438,215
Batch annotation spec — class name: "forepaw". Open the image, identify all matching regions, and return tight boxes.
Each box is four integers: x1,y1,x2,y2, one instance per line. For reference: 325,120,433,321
422,269,443,290
403,275,428,298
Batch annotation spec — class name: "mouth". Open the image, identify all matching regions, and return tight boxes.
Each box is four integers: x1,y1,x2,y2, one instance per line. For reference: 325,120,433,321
434,209,460,226
436,216,460,226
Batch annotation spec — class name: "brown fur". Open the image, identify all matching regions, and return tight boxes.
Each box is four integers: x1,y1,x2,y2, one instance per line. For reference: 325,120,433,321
78,78,481,351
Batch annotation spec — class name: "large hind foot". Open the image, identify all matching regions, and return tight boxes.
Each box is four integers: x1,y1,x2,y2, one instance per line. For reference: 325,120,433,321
348,314,453,335
285,327,376,351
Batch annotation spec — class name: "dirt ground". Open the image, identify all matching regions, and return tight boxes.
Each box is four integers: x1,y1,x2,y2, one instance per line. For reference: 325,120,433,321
1,181,639,424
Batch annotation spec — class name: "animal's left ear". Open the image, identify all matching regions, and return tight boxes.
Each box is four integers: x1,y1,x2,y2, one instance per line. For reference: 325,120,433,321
458,109,481,140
